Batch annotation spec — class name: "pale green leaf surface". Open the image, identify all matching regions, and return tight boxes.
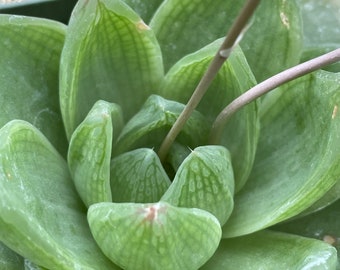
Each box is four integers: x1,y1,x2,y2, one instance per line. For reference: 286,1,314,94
0,120,119,270
240,0,303,82
222,71,340,238
0,15,68,156
113,95,210,156
162,145,234,226
297,0,340,50
88,202,221,270
60,0,164,138
68,100,123,207
0,242,24,270
296,178,340,219
122,0,163,23
202,230,337,270
150,0,245,70
110,148,171,203
160,41,259,192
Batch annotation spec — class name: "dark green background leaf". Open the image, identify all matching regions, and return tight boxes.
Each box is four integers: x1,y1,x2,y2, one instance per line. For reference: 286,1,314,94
122,0,163,23
0,242,24,270
297,0,340,72
24,259,48,270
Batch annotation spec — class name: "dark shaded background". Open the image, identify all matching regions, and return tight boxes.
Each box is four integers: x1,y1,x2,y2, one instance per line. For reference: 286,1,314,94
0,0,78,24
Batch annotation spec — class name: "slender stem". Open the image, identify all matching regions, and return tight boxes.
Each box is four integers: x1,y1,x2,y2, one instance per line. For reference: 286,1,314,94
209,48,340,144
158,0,261,162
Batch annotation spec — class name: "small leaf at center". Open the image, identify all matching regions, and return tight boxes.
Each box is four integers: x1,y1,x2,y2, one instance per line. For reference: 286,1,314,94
110,148,171,203
161,145,234,226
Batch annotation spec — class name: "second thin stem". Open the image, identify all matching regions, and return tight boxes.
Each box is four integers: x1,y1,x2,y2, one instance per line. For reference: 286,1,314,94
209,48,340,144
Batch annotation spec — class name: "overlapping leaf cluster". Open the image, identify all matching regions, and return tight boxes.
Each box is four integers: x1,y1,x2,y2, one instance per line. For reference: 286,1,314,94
0,0,340,269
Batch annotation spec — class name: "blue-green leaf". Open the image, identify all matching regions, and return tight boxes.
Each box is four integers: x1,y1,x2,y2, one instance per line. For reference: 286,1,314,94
0,120,119,270
202,230,337,269
0,15,67,156
222,71,340,238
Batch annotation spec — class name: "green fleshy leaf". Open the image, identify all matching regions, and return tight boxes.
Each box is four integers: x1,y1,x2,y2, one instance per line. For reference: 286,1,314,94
122,0,163,23
0,120,119,270
296,178,340,219
113,95,211,156
68,100,123,207
222,71,340,238
162,145,234,226
24,259,48,270
150,0,244,70
240,0,303,82
298,0,340,48
273,199,340,265
160,40,259,192
0,242,24,270
60,0,164,138
202,230,337,269
298,0,340,72
88,202,221,270
0,15,68,156
110,148,171,203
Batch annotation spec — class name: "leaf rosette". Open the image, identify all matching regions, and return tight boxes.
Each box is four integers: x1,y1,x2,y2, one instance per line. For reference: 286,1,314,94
0,0,340,269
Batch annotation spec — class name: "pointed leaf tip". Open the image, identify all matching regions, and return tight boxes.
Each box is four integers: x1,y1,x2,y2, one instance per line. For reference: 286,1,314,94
68,100,124,207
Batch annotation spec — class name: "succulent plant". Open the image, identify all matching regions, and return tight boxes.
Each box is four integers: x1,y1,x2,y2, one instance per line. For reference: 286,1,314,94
1,0,340,269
